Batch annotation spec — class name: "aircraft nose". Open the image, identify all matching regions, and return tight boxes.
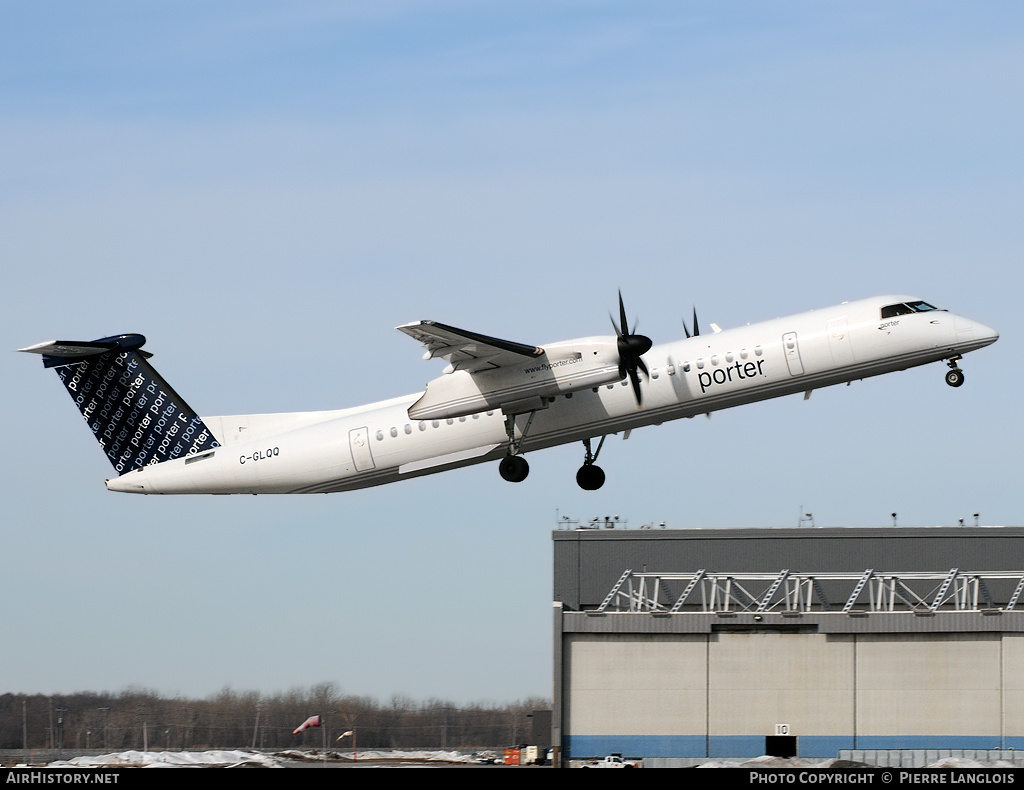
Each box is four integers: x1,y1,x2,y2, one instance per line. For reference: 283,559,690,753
973,321,999,346
951,314,998,349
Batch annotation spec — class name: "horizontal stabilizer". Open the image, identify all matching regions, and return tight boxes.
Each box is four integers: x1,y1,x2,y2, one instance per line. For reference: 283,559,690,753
22,334,219,474
20,334,152,369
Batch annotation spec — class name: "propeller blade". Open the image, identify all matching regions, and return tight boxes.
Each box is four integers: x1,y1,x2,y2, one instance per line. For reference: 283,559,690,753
628,367,642,405
611,290,653,407
692,307,700,338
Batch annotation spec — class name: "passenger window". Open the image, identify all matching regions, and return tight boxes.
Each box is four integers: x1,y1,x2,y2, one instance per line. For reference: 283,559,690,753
375,431,383,441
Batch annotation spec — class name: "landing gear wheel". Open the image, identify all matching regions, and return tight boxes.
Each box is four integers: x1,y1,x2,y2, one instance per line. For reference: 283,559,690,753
499,455,529,483
945,368,965,388
576,464,606,491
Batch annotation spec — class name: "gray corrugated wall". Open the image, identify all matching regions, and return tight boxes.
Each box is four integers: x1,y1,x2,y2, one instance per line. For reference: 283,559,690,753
553,526,1024,610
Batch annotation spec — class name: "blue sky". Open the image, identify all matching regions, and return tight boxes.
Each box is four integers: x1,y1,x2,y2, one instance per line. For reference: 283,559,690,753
2,2,1022,703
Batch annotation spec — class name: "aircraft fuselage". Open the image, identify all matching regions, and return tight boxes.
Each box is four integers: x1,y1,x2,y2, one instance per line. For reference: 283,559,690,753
99,294,997,495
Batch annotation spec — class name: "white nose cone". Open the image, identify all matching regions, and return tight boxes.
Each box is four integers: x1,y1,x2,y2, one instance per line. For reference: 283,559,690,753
975,322,999,346
953,315,999,352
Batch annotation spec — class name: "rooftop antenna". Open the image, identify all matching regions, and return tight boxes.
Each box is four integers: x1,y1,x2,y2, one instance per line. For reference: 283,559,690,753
892,512,898,527
975,513,980,527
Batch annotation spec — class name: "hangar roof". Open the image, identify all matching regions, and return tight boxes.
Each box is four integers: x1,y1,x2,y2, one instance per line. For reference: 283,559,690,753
553,526,1024,611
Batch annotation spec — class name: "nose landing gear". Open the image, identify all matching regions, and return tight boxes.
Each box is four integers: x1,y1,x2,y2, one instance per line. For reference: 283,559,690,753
945,357,965,388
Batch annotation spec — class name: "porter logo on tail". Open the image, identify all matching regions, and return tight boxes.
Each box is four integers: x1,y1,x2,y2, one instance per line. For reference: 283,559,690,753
22,334,219,474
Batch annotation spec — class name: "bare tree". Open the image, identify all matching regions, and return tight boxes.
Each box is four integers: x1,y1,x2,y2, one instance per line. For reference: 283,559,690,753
0,686,550,751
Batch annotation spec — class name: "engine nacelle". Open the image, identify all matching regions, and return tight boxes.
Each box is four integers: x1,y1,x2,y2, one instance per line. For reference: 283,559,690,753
408,337,622,420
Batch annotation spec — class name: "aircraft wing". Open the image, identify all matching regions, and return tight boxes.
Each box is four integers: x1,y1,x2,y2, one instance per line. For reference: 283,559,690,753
397,321,543,373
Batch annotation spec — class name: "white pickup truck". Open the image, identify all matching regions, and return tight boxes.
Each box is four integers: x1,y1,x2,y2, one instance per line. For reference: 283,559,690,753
580,755,638,768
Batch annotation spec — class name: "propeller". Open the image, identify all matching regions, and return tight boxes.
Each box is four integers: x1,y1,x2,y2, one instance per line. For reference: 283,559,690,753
610,290,653,406
682,306,700,339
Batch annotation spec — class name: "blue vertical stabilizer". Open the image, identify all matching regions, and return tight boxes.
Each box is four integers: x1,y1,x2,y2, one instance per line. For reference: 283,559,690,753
21,334,220,473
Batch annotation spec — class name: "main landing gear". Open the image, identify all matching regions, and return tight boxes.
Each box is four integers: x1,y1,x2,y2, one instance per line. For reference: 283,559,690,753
499,412,535,483
499,444,608,489
576,436,606,490
945,357,965,388
499,454,530,483
497,411,608,491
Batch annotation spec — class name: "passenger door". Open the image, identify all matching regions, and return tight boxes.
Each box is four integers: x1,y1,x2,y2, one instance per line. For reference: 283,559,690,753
349,427,375,471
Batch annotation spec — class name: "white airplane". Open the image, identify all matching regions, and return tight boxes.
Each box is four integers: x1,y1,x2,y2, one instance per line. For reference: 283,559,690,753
20,293,997,495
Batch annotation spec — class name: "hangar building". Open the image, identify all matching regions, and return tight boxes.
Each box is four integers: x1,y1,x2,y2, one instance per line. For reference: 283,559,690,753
551,526,1024,764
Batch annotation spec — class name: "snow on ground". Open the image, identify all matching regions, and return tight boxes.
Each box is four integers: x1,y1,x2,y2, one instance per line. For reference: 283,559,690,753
925,758,1019,769
31,750,1020,768
41,749,484,768
48,750,283,768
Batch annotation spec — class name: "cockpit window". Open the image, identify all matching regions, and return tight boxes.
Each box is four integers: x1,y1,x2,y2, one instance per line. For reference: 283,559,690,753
880,300,943,319
881,303,914,318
